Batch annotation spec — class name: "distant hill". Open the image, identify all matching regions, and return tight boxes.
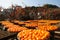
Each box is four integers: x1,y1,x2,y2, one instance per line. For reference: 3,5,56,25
0,4,60,20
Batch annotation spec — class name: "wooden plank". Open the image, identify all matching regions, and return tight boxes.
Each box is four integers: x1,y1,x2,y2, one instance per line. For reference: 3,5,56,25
0,30,17,39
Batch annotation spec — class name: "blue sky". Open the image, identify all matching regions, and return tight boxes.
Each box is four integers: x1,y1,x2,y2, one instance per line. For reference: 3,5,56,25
0,0,60,8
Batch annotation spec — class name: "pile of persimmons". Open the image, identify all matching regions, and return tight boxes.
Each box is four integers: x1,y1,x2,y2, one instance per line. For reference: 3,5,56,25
0,20,59,40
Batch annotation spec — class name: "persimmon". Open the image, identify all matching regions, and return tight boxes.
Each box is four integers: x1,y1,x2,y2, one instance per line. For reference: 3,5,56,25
17,29,50,40
25,23,38,27
7,26,28,32
13,20,25,24
38,25,58,31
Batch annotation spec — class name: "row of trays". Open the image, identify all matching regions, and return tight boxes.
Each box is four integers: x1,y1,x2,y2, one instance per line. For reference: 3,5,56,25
0,22,60,40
